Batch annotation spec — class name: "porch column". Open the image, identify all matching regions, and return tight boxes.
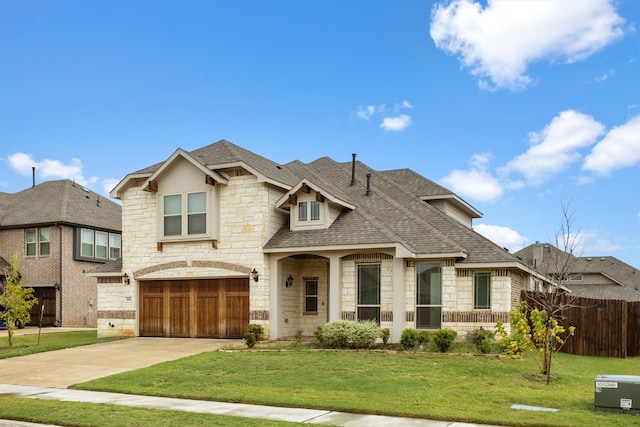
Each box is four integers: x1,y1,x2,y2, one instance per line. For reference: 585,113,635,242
269,256,281,339
392,257,405,342
328,254,341,322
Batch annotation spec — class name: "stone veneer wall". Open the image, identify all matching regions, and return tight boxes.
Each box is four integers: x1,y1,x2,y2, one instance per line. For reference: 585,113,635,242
97,173,273,337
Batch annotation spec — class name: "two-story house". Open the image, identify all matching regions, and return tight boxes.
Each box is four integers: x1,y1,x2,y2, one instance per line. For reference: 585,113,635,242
0,180,122,326
97,140,548,341
516,243,640,302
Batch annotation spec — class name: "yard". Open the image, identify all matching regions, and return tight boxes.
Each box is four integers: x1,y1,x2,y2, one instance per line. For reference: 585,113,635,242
0,332,638,426
73,346,638,426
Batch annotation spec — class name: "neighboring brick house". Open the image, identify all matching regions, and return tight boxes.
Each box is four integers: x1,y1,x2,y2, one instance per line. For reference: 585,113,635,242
97,140,548,341
0,180,122,326
516,243,640,302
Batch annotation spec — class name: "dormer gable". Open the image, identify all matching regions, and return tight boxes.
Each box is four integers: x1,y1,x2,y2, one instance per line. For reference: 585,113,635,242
276,179,355,231
142,148,228,192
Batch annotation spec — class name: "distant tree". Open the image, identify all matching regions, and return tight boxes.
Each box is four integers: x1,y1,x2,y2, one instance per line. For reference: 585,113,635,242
0,253,38,348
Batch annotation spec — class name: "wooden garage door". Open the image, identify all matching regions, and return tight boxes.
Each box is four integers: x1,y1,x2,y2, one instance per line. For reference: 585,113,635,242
29,287,57,326
139,278,249,338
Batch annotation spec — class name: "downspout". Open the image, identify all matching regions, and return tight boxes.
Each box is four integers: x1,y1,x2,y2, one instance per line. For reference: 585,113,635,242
56,223,63,326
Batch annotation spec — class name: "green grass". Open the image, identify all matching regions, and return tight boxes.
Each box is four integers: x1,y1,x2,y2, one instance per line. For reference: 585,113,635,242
0,396,301,427
72,349,640,427
0,330,123,358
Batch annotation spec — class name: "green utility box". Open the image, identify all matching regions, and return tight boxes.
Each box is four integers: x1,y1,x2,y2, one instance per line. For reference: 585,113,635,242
595,375,640,415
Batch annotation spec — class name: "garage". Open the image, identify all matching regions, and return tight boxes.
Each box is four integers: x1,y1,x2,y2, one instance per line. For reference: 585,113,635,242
139,278,249,338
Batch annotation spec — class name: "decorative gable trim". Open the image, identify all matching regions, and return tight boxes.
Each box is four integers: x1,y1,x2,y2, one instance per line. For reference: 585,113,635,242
275,179,355,210
142,148,228,193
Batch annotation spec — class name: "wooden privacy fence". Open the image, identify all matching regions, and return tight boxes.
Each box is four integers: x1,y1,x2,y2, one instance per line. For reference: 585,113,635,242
522,291,640,358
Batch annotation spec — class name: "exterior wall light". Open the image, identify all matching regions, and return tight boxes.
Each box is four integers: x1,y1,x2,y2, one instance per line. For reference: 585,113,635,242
285,275,294,288
251,268,259,282
123,272,130,285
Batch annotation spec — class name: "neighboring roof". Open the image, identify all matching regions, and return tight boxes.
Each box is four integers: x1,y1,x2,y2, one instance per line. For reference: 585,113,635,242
87,258,123,276
0,180,121,231
515,244,640,301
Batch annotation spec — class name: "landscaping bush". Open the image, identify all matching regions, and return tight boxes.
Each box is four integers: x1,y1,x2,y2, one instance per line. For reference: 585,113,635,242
315,320,379,349
243,324,264,348
400,328,421,350
433,328,457,353
471,327,495,354
380,328,390,345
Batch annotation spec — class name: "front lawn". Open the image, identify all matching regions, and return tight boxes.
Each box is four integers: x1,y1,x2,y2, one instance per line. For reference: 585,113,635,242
0,330,123,358
73,349,639,427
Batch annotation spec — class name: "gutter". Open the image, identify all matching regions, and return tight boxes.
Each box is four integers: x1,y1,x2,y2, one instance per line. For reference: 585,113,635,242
56,223,63,326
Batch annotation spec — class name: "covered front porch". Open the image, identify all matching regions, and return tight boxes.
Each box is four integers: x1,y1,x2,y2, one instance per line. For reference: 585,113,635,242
267,251,406,341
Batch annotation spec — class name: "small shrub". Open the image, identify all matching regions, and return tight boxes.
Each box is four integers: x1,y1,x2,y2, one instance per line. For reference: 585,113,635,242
400,328,421,350
418,330,431,345
243,324,264,348
243,331,257,348
433,328,457,353
471,328,495,354
380,328,390,345
246,324,264,340
316,320,379,349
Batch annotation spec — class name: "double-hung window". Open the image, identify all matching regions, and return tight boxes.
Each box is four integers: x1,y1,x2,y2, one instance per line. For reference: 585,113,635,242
305,279,318,313
25,227,50,256
298,200,320,222
416,262,442,329
474,272,491,310
163,192,207,238
357,263,381,324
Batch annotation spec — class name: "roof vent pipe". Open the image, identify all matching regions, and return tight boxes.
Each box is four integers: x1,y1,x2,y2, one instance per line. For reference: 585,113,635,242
365,173,371,196
32,167,36,188
350,153,356,186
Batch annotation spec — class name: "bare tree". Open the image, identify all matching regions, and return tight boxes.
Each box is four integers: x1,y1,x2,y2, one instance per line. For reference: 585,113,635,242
526,202,579,383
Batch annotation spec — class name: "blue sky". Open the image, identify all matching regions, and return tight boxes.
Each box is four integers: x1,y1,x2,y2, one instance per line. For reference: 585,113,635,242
1,0,639,267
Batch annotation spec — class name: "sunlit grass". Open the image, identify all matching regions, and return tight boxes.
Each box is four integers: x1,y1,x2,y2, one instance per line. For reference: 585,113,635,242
74,349,639,427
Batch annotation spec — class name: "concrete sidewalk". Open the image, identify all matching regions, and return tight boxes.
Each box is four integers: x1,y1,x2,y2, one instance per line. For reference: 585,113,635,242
0,384,495,427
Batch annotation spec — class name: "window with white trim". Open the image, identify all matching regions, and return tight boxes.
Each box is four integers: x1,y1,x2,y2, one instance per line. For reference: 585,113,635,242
474,272,491,310
298,200,321,222
25,227,50,257
162,191,208,238
76,228,121,262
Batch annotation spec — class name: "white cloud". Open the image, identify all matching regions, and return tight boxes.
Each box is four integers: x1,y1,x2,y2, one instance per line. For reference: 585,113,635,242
357,105,376,120
356,101,414,131
103,178,120,195
394,100,413,111
474,223,528,251
441,152,503,202
430,0,625,90
8,152,97,188
595,69,614,82
582,115,640,175
501,110,605,185
380,114,412,132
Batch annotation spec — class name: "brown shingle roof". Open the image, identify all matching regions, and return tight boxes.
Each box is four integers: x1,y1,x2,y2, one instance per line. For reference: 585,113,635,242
515,244,640,301
266,155,520,264
0,180,121,231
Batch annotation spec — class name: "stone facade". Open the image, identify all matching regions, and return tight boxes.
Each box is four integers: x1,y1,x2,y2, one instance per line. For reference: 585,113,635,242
98,142,544,341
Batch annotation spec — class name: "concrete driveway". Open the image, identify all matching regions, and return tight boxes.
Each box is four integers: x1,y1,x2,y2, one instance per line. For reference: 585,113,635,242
0,332,240,388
